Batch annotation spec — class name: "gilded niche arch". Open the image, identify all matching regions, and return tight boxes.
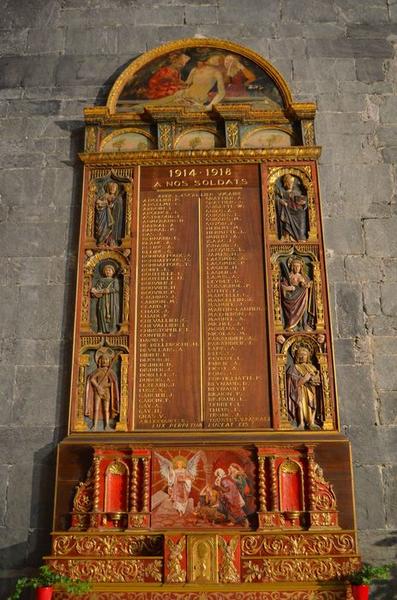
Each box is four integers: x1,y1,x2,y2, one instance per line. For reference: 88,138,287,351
107,37,294,115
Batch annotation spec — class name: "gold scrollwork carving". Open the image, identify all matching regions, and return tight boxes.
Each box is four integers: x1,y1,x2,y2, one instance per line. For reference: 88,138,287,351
49,558,162,583
241,533,355,557
166,537,186,583
242,556,360,583
53,534,162,557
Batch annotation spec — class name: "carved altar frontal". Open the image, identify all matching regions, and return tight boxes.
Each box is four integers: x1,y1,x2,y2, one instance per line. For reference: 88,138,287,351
46,39,360,599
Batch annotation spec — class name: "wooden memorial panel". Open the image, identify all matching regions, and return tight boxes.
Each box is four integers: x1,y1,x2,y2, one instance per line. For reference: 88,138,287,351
135,165,270,430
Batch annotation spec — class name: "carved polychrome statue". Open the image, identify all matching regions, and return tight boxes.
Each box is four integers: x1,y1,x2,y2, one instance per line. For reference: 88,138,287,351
91,262,121,333
95,181,124,246
280,256,315,331
286,344,321,430
85,347,120,431
276,174,308,241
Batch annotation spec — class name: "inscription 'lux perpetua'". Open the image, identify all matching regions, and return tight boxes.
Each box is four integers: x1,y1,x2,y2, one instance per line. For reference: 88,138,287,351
135,165,270,430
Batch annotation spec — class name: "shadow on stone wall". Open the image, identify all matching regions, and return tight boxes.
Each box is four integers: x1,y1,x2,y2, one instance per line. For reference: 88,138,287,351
371,533,397,599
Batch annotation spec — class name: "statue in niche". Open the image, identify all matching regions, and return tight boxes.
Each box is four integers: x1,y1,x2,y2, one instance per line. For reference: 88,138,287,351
95,181,124,246
275,174,308,241
286,344,322,430
85,347,120,431
91,261,121,334
280,256,315,331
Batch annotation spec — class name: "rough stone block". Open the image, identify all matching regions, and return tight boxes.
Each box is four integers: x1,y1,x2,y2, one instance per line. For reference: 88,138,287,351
0,286,19,336
7,257,50,286
55,55,127,86
0,465,9,527
346,425,397,464
380,96,397,124
0,28,28,55
269,38,306,59
219,0,279,23
134,5,185,25
13,366,61,427
345,256,383,282
356,58,385,81
0,0,61,29
378,391,397,425
15,284,66,340
7,99,61,116
325,253,346,281
324,217,364,254
184,5,218,24
0,426,60,466
337,365,377,429
5,462,33,530
0,222,67,256
307,38,393,59
354,465,386,529
334,338,355,365
278,22,345,39
26,27,65,55
365,218,397,257
65,27,118,56
1,168,44,207
374,353,397,390
339,164,393,218
363,283,382,316
293,57,356,81
335,283,365,337
383,258,397,281
281,0,336,23
384,466,397,528
381,283,397,317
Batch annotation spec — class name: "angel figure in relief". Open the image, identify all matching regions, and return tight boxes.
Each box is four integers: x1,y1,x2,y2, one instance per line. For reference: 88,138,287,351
155,452,202,516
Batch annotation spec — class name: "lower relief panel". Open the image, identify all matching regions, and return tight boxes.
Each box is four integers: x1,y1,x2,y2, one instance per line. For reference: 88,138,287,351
47,439,359,598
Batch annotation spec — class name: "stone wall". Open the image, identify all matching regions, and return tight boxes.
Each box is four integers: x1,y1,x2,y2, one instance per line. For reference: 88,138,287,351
0,1,396,597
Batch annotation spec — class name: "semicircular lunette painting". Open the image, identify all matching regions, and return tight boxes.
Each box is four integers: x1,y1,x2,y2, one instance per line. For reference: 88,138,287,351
116,47,284,113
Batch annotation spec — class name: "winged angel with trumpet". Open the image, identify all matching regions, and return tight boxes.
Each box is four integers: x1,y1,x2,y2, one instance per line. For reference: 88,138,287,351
154,451,202,516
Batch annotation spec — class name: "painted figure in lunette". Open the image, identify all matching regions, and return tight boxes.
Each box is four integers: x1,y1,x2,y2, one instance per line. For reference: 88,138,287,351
280,256,315,331
145,52,191,99
85,347,120,431
95,182,124,246
224,54,255,97
91,262,121,334
276,174,308,241
286,345,321,430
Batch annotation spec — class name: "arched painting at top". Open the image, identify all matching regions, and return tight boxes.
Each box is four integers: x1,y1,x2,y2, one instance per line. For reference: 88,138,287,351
116,47,284,113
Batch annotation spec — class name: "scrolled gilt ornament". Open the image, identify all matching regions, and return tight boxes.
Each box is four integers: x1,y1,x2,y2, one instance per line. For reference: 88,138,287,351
166,537,186,583
49,557,162,583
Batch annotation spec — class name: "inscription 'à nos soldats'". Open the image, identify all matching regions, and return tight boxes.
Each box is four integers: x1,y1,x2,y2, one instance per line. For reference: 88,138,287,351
135,165,270,430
